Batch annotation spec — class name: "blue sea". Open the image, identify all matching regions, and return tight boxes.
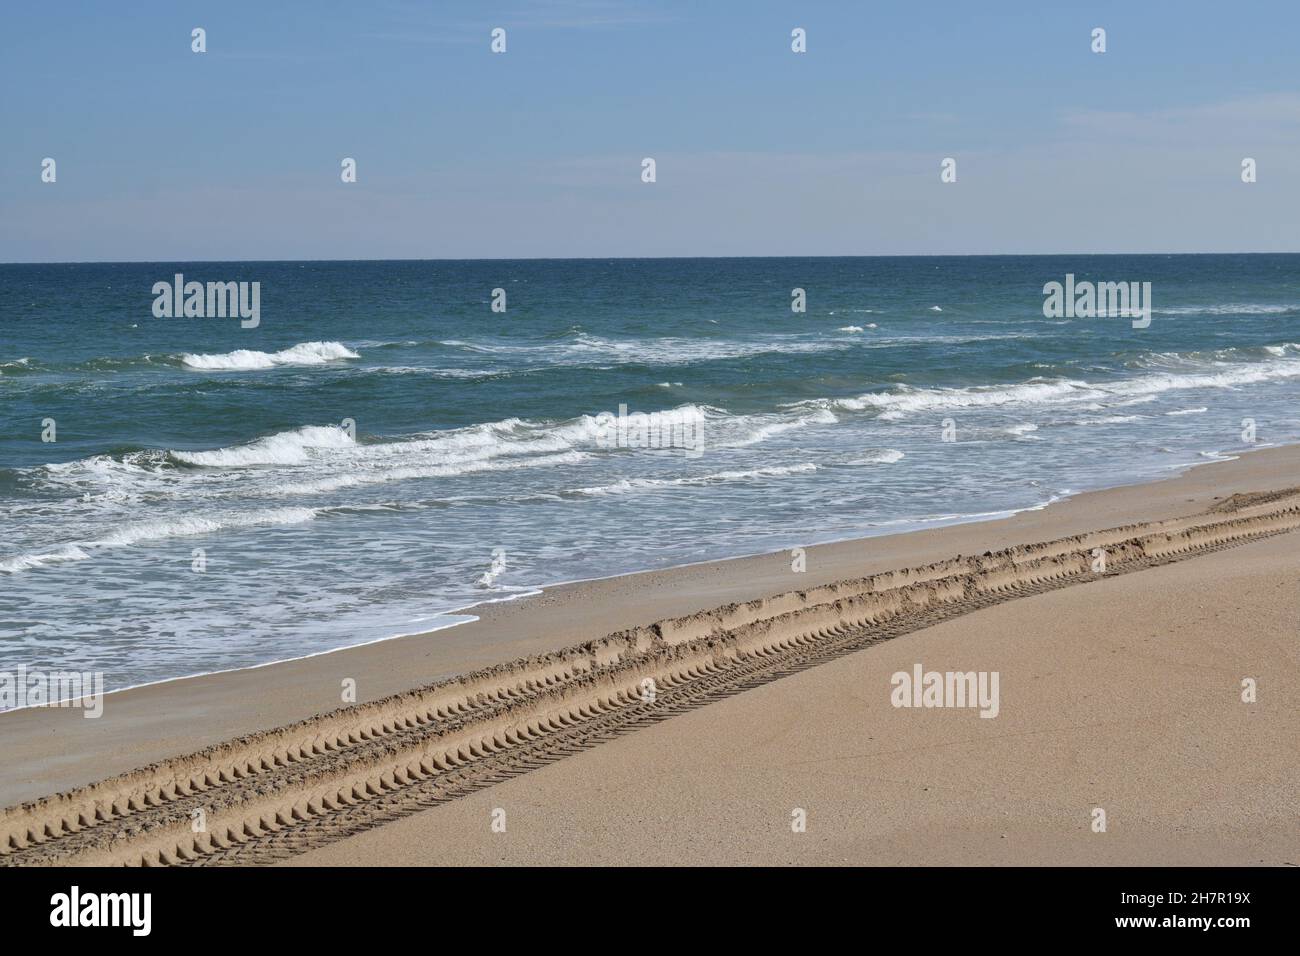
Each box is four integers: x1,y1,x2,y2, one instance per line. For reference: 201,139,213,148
2,255,1299,695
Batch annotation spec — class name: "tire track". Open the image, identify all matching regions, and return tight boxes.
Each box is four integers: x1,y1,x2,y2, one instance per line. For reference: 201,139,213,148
4,494,1299,866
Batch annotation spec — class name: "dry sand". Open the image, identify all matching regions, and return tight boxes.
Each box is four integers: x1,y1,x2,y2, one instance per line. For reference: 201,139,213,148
2,446,1298,865
286,531,1298,867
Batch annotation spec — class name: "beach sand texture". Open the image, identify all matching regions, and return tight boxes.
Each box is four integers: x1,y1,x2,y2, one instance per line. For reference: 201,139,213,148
2,448,1297,866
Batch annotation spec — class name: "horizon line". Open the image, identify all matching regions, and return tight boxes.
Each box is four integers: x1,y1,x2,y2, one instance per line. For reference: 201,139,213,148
4,250,1299,266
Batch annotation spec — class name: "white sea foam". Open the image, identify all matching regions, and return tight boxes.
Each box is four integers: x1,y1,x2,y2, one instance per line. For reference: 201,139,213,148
275,451,588,496
710,407,838,448
1004,423,1040,438
1103,361,1300,398
22,406,751,506
96,507,319,547
478,564,507,588
162,404,836,488
845,449,905,465
1067,414,1144,426
803,378,1100,415
441,334,844,366
793,350,1300,419
1105,395,1159,407
571,463,818,497
1,508,319,574
0,544,91,574
172,425,356,467
18,338,1299,561
1154,304,1297,316
181,341,359,370
372,366,508,379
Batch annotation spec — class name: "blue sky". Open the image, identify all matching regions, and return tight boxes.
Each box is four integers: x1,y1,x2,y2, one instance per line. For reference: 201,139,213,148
3,0,1298,260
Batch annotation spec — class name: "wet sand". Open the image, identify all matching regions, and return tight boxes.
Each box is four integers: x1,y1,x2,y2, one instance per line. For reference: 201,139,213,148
2,446,1297,865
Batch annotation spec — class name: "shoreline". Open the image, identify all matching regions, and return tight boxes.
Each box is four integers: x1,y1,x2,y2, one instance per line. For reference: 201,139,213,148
1,443,1297,812
0,444,1275,714
4,451,1298,864
290,518,1300,867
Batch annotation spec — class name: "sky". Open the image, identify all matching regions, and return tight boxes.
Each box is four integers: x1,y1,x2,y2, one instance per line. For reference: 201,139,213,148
2,0,1298,261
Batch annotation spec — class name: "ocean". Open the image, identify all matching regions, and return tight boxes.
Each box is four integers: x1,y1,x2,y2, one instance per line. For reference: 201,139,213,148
2,254,1298,696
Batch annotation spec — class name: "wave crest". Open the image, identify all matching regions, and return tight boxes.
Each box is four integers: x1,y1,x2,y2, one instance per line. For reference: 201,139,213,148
172,425,356,467
181,341,359,371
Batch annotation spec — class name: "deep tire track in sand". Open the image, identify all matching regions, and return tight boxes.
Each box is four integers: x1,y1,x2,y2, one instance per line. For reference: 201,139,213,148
4,493,1299,866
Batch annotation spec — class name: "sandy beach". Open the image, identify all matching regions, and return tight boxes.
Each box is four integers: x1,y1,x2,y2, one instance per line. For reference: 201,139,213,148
3,445,1297,866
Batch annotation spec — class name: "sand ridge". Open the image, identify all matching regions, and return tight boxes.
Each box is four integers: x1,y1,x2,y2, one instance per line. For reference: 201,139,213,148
4,489,1299,866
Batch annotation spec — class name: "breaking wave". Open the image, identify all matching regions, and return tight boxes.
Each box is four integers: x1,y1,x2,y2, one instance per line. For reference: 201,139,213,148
181,341,359,370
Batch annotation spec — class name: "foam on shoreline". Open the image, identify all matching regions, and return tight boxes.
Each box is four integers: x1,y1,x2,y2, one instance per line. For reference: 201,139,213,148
5,481,1299,865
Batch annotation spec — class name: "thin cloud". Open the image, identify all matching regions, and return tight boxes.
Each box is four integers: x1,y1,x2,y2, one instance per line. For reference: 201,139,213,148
1058,93,1300,146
